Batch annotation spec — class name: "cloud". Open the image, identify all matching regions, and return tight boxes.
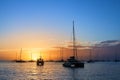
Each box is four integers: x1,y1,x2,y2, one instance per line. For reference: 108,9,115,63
95,40,120,47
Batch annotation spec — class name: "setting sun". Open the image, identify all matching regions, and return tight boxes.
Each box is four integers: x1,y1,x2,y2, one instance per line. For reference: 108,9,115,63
32,54,38,61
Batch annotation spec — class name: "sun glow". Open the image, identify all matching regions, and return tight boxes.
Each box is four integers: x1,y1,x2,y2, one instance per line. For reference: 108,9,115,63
31,53,39,61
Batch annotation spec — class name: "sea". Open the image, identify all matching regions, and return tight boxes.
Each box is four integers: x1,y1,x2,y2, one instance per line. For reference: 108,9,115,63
0,62,120,80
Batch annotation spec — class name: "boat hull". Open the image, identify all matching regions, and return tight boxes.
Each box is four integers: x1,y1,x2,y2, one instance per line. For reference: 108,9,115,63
63,62,84,68
16,60,26,63
37,60,44,66
87,60,95,63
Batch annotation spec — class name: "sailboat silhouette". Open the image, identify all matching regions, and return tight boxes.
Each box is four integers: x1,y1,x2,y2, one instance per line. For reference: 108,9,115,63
87,47,95,63
16,48,26,63
63,21,84,68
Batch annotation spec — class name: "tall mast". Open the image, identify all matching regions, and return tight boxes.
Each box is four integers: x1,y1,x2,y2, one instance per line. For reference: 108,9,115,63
16,52,17,60
39,52,41,58
60,47,63,60
73,21,77,59
49,52,51,61
31,52,32,61
114,46,117,61
89,48,92,60
20,48,22,61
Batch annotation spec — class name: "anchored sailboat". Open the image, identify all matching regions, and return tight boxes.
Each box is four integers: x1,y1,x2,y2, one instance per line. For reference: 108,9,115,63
16,48,26,63
63,21,84,68
59,47,64,62
56,47,64,62
87,47,95,63
28,51,35,62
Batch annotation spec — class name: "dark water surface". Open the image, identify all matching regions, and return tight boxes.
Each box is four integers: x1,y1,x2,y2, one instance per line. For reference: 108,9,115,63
0,62,120,80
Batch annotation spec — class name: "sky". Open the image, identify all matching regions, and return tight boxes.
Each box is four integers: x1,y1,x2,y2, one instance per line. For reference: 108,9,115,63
0,0,120,60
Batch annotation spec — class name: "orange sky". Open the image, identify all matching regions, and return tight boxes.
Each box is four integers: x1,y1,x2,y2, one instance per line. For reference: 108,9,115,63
0,47,88,61
1,46,120,61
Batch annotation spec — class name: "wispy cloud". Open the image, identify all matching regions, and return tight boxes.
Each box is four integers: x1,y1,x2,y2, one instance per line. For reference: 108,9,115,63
95,40,120,47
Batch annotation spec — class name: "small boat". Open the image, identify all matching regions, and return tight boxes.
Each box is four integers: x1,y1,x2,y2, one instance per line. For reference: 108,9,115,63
63,21,84,68
36,56,44,66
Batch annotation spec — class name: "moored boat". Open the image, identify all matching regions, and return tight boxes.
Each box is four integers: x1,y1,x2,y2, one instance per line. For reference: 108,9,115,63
63,21,84,68
16,48,26,63
63,56,84,68
36,57,44,66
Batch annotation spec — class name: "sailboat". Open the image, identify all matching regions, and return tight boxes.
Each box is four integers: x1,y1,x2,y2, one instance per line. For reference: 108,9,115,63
28,51,35,62
59,47,64,62
56,47,64,62
114,47,120,62
36,53,44,66
16,48,26,63
87,47,95,63
63,21,84,68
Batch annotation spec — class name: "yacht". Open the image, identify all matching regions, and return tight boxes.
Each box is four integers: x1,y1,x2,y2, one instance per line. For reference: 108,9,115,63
36,56,44,66
63,21,84,68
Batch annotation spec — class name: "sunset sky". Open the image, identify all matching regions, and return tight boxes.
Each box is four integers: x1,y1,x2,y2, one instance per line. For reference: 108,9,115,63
0,0,120,60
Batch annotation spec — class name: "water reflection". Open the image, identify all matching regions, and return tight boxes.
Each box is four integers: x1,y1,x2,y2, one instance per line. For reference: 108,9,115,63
35,62,80,80
70,68,79,80
1,62,120,80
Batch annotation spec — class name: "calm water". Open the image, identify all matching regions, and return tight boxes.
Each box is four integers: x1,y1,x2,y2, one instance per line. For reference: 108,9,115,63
0,62,120,80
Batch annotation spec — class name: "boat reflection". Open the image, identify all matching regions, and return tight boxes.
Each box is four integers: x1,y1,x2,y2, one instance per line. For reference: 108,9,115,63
68,68,79,80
